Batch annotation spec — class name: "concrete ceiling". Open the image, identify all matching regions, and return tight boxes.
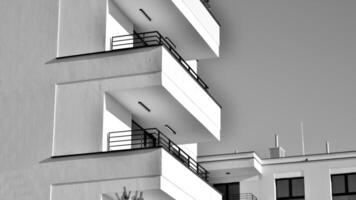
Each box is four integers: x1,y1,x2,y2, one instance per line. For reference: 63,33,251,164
109,85,216,144
112,0,215,60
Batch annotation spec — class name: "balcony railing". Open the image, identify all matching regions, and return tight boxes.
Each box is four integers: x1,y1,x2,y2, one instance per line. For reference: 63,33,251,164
111,31,221,108
231,193,258,200
107,128,209,182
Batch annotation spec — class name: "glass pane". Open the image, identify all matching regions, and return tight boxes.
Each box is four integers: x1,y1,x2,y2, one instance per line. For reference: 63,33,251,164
348,174,356,193
333,194,356,200
214,184,227,200
276,179,290,198
292,178,305,197
332,175,346,194
228,183,239,200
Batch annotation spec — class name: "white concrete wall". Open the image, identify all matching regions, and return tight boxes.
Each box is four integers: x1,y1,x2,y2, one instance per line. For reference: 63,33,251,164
58,0,134,56
58,0,106,56
187,60,198,73
102,93,132,151
161,48,221,140
105,0,133,51
53,81,104,155
179,143,198,160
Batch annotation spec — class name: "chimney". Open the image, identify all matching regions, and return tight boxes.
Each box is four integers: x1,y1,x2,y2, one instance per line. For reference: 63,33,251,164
269,134,285,158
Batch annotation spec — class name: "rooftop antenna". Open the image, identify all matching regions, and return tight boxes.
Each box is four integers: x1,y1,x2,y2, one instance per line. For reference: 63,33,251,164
275,134,279,147
233,148,238,154
300,122,305,155
326,141,330,154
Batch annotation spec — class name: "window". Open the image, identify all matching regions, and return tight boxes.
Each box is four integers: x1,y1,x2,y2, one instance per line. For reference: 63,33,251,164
214,182,240,200
276,177,305,200
331,173,356,200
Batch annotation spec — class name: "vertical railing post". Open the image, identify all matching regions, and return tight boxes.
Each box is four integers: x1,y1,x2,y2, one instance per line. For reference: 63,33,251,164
168,140,171,152
157,130,161,147
143,131,147,148
159,34,162,45
107,132,110,151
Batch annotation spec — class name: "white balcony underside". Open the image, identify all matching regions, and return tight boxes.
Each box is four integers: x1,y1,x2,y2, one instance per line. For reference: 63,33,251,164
112,0,220,60
198,153,263,184
48,149,221,200
109,48,220,143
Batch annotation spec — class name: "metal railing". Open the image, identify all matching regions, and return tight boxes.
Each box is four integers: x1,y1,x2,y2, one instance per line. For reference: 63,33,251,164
107,128,209,181
231,193,258,200
111,31,209,89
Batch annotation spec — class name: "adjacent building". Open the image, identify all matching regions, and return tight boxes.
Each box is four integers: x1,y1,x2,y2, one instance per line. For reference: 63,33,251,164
199,141,356,200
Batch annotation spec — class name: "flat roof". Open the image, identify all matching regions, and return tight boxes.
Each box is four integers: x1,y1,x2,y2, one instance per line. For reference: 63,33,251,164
198,150,356,166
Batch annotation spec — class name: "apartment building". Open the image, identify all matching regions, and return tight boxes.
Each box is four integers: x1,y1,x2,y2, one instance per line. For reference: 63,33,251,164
199,141,356,200
2,1,355,200
0,0,222,199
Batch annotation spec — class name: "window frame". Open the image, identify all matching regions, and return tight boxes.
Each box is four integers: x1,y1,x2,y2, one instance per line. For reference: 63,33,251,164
275,177,305,200
331,172,356,197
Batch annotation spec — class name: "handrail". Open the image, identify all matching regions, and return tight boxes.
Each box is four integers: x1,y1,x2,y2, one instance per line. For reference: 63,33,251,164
111,31,222,108
231,193,258,200
107,128,209,182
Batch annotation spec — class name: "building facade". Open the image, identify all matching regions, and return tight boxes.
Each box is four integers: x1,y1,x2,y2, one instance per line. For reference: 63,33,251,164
0,0,222,199
199,149,356,200
1,1,356,200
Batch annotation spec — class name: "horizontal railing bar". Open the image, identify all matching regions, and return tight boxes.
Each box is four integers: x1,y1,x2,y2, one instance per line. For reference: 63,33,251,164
109,135,154,139
112,38,160,44
108,128,159,134
111,31,159,39
112,35,160,42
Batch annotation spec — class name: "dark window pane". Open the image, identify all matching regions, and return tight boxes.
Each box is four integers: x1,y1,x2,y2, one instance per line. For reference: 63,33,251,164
292,178,305,197
332,175,346,194
276,179,290,198
214,184,227,200
348,174,356,193
228,183,239,200
333,194,356,200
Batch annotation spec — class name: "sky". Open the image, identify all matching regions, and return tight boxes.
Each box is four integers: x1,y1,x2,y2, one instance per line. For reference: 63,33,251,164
198,0,356,158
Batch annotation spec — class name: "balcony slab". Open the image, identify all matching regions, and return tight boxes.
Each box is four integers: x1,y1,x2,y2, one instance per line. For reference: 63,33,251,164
112,0,220,60
45,149,221,200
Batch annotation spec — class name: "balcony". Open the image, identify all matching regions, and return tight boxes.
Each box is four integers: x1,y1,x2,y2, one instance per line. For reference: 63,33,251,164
198,152,262,183
110,0,220,59
49,129,221,200
53,32,221,155
110,31,212,96
107,128,208,181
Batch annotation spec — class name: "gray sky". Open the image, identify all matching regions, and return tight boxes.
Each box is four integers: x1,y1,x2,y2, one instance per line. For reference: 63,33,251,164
198,0,356,158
